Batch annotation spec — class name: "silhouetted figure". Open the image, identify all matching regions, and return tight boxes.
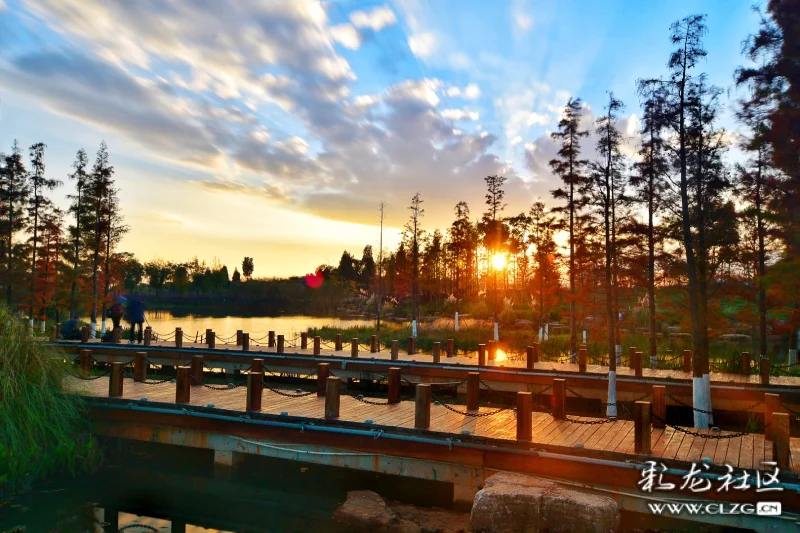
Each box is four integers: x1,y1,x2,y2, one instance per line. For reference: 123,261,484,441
125,296,146,344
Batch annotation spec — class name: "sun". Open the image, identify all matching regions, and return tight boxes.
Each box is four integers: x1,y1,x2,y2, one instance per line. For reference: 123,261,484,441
491,252,507,271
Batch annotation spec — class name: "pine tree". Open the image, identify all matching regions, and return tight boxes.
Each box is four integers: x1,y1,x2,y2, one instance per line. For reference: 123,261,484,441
405,193,424,324
549,98,590,355
590,93,627,371
66,149,89,319
85,142,115,333
27,142,61,321
528,200,559,328
1,140,30,307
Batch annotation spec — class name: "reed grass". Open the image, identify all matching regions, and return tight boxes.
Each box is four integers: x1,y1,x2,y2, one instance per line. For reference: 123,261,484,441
0,306,100,500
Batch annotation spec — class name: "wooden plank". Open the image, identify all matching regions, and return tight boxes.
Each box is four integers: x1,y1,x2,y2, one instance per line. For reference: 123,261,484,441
686,430,710,463
738,434,755,470
713,436,730,466
651,427,676,458
582,420,617,451
724,434,742,468
662,428,686,461
674,430,696,462
752,435,765,471
610,423,635,454
592,420,627,452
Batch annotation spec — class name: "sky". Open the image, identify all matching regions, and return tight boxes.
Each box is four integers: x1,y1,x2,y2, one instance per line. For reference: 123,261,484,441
0,0,762,278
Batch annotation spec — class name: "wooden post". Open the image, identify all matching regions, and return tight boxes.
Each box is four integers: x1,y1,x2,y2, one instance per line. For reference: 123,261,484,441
50,325,58,341
634,351,643,378
634,401,652,454
683,349,692,373
313,336,321,355
432,342,441,363
175,327,183,348
526,345,536,370
301,332,308,350
81,326,90,343
764,393,779,442
325,376,340,418
268,331,276,348
317,363,330,397
79,349,91,377
414,384,431,429
251,358,263,374
478,344,486,366
552,378,566,419
516,392,533,441
773,412,790,470
446,338,454,358
108,362,124,398
407,336,415,355
277,334,285,354
335,334,343,351
628,346,636,369
467,372,480,410
176,366,190,404
206,329,215,349
652,385,665,428
391,340,399,361
388,367,400,404
143,327,152,346
760,358,770,385
246,372,263,411
236,330,243,346
350,338,358,358
112,327,122,343
190,355,203,387
487,340,496,363
370,335,378,353
741,352,751,376
134,352,147,382
578,346,587,373
242,333,249,352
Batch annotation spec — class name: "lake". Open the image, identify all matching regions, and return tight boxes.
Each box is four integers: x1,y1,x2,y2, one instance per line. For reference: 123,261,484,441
138,311,376,339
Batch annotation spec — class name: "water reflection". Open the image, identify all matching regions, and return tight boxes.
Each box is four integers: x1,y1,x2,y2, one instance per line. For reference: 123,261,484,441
142,311,375,338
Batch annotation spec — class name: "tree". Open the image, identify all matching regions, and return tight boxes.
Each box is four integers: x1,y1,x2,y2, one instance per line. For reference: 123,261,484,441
590,92,627,373
173,263,190,294
405,193,424,324
735,0,800,352
144,259,172,296
242,256,254,279
632,82,670,367
231,267,241,284
1,140,29,307
549,98,590,355
449,201,474,311
101,182,127,331
122,257,144,293
337,250,358,282
529,200,560,328
66,149,89,319
85,142,115,333
26,142,61,321
35,205,67,321
359,245,376,290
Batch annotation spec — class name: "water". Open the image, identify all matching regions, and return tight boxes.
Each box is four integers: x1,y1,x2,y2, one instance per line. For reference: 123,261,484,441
139,311,375,340
0,439,453,532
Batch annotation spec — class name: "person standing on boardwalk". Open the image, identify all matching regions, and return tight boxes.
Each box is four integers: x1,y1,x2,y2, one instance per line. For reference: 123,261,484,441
108,295,125,332
125,295,146,344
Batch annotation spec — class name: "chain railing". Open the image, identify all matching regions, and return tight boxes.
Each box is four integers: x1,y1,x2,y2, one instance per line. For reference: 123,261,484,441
668,394,714,416
651,412,768,440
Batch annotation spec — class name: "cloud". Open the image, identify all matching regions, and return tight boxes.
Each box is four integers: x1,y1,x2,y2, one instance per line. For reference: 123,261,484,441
329,23,361,50
350,5,396,31
464,83,481,100
442,108,480,121
195,178,295,204
408,32,436,58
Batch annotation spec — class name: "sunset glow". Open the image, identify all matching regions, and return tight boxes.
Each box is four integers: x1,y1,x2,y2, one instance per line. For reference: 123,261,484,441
491,253,507,271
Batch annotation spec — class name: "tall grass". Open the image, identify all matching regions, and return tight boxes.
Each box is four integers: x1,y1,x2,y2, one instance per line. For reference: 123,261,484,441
0,306,99,500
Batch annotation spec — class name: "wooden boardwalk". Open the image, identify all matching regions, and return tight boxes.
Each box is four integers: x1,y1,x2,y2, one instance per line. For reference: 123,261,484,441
57,338,800,388
68,375,800,475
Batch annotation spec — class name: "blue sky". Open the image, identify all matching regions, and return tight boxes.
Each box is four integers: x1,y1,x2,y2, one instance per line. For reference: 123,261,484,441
0,0,761,276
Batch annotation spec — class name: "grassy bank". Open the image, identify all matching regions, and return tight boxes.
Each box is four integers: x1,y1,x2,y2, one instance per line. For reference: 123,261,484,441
0,306,100,501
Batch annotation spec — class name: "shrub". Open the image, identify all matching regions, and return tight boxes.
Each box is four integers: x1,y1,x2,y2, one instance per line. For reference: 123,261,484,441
0,306,100,500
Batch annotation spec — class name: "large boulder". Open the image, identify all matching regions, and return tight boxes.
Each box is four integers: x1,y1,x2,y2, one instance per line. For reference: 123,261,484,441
334,491,421,533
471,473,619,533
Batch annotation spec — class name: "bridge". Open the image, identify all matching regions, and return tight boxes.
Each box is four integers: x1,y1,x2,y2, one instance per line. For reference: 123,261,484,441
57,328,800,532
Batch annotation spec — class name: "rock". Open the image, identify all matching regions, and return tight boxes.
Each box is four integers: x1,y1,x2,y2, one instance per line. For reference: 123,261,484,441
334,491,421,533
389,502,471,533
471,473,620,533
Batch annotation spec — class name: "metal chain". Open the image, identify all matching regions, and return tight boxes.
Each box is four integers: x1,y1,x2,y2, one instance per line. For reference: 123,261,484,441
348,393,390,405
118,525,159,532
668,394,714,415
262,380,315,397
190,375,243,390
432,392,507,417
651,413,766,440
741,401,764,412
565,415,616,425
75,372,108,380
780,403,800,417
